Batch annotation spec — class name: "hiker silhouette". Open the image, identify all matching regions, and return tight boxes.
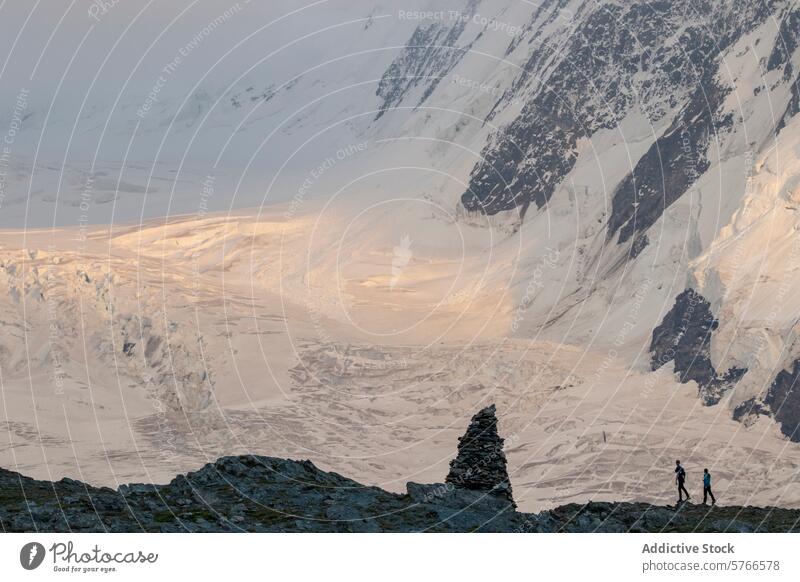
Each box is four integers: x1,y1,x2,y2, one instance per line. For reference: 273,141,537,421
703,468,716,505
675,460,690,503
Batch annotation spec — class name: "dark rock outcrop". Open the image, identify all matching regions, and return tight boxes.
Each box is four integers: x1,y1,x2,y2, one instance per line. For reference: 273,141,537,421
445,404,514,505
763,359,800,442
767,5,800,134
734,359,800,442
732,397,771,426
778,70,800,134
767,6,800,73
607,68,731,245
374,0,479,120
650,289,746,405
461,0,779,228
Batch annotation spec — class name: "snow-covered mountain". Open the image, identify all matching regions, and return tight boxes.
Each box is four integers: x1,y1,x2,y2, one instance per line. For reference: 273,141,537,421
2,0,800,510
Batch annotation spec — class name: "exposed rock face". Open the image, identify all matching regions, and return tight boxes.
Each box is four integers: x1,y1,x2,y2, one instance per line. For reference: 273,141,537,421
732,397,771,427
445,404,514,505
461,0,779,227
650,289,746,405
374,0,479,120
732,359,800,441
769,6,800,132
607,67,729,246
764,359,800,442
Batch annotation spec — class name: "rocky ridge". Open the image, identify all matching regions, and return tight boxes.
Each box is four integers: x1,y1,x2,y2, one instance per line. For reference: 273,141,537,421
2,405,798,533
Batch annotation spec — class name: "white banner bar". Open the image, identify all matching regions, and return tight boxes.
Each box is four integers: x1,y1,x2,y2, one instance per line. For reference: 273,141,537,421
1,533,798,581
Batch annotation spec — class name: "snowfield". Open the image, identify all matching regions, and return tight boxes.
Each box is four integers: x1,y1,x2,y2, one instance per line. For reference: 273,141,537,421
2,198,800,512
2,0,800,512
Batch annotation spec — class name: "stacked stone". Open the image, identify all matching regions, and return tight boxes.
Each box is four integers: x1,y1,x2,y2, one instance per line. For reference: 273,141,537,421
445,404,514,505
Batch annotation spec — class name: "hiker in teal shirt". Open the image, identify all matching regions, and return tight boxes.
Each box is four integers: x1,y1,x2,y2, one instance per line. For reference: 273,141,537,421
703,468,716,505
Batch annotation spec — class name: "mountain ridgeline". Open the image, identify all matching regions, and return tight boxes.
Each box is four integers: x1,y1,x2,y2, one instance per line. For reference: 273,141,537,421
2,405,798,533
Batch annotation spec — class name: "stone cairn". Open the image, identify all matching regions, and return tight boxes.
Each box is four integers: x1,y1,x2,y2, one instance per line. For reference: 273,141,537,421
445,404,515,506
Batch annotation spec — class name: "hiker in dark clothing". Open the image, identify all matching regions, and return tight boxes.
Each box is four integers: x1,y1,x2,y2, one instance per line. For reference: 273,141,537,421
675,460,690,503
703,468,716,505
